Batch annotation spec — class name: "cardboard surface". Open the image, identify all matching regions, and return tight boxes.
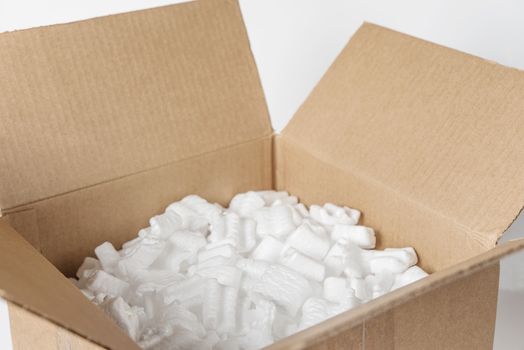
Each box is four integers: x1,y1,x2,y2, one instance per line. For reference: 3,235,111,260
304,325,362,350
5,137,272,276
379,264,498,350
283,23,524,249
8,301,103,350
0,217,139,350
0,0,271,211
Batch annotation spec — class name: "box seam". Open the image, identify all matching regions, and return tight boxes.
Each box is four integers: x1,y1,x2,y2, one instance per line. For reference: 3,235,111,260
271,133,283,191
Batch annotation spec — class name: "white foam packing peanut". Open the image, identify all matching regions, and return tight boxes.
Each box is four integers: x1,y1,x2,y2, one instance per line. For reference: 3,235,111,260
285,222,330,260
74,191,428,350
331,225,376,249
86,270,130,297
279,248,325,282
253,204,296,238
250,236,283,263
100,297,141,341
323,277,358,304
299,297,356,331
251,264,312,316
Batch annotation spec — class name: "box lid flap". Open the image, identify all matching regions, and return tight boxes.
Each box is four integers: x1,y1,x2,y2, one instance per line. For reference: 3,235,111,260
0,0,271,210
0,217,140,350
282,23,524,246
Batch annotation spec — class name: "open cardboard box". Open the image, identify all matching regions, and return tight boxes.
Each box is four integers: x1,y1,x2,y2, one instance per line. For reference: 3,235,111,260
0,1,523,349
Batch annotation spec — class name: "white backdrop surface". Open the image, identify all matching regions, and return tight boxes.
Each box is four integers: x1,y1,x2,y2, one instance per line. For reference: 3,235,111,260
1,1,523,348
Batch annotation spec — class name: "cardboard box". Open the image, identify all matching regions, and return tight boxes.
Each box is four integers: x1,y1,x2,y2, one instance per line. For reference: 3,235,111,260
0,1,523,349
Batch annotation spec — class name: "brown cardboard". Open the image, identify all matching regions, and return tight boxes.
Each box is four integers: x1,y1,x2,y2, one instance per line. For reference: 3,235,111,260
0,2,523,350
8,301,104,350
0,217,139,350
282,22,524,251
0,0,271,211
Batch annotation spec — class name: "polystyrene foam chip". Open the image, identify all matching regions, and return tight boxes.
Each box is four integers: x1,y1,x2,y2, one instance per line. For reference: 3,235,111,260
74,191,428,349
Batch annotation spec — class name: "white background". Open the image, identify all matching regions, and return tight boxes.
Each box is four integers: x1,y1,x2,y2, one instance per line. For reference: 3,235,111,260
1,0,523,348
0,298,13,350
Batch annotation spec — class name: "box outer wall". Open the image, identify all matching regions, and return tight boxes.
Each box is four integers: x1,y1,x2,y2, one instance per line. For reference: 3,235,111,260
0,1,523,349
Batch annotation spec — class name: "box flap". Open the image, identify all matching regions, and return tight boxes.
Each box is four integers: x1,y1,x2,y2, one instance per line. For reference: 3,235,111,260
0,217,139,350
282,23,524,246
0,0,271,210
268,237,524,349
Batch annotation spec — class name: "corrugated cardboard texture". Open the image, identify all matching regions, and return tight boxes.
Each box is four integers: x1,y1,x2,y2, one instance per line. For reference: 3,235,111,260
0,0,271,210
276,138,485,272
8,301,103,350
0,217,139,350
5,137,272,276
269,237,524,349
304,325,362,350
282,23,524,249
362,264,498,350
5,208,40,250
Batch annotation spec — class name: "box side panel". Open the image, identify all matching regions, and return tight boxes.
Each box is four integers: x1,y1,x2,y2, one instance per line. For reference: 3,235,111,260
5,136,272,276
365,264,499,350
8,302,104,350
277,138,486,272
0,0,271,210
267,324,363,350
305,325,362,350
363,312,394,349
0,218,139,350
5,208,40,252
282,23,524,245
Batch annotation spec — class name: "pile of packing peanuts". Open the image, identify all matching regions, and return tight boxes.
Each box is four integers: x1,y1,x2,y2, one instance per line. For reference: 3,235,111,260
73,191,428,350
